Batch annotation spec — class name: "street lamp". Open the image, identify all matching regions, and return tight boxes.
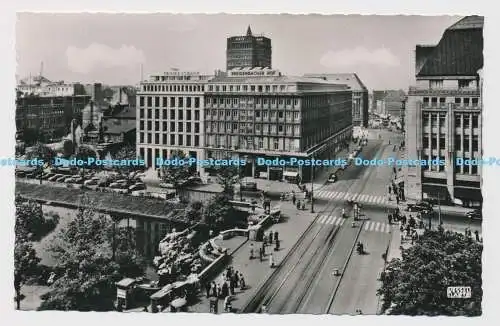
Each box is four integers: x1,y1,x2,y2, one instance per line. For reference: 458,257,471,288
310,156,315,213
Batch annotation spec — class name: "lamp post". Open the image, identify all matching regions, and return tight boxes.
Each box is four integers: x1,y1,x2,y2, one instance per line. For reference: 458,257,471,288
310,156,315,213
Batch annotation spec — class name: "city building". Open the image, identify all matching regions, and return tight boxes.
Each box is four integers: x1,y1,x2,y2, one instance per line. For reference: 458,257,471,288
15,75,91,144
405,15,483,207
226,26,272,70
372,90,406,118
136,70,212,173
204,67,353,182
304,73,369,127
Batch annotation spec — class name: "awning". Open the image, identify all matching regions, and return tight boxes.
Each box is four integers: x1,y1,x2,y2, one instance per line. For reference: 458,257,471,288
454,187,483,202
283,171,299,177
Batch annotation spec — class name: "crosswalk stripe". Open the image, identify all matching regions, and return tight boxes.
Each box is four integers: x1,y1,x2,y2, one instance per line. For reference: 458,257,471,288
318,215,327,223
318,191,326,198
370,222,376,231
375,197,383,204
352,194,360,201
328,216,336,224
333,192,342,200
339,219,345,226
368,195,376,203
385,225,391,233
359,194,367,202
364,222,370,231
335,217,342,225
375,222,381,232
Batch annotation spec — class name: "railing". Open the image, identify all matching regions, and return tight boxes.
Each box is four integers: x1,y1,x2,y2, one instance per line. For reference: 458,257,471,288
408,86,480,96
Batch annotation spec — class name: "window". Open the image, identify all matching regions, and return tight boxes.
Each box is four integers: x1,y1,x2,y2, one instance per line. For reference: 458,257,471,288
195,110,200,120
170,122,175,132
163,121,168,131
472,98,479,107
439,115,446,126
472,135,479,152
178,135,183,145
194,135,200,146
170,134,175,145
186,97,192,108
155,109,160,119
139,96,145,106
431,114,437,127
455,115,461,128
431,98,437,107
431,135,437,149
423,97,429,104
154,97,160,107
178,110,183,120
423,136,429,148
463,98,470,107
186,135,192,146
186,122,192,132
186,110,192,120
162,96,168,107
458,80,471,88
170,97,175,107
463,115,470,128
472,115,479,128
278,125,283,132
162,134,167,144
439,136,446,149
278,112,284,118
140,109,144,118
170,110,175,119
147,133,152,143
178,122,183,132
429,80,443,89
195,123,200,133
455,97,461,104
464,135,470,149
147,97,152,107
140,121,144,130
154,121,159,130
155,134,159,144
439,98,446,105
140,133,144,143
178,97,184,107
195,97,200,108
455,135,461,150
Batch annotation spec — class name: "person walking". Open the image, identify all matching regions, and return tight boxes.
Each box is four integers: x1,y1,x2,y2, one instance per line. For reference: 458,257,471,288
275,239,280,251
269,231,273,245
211,282,217,297
259,247,263,262
239,273,246,290
229,279,235,295
274,231,279,243
388,185,392,195
475,230,480,242
269,253,275,268
262,241,266,256
292,192,296,205
205,282,211,298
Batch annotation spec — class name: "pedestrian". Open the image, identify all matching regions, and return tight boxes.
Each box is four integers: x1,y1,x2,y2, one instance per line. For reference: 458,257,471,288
301,201,305,210
222,282,229,298
262,241,266,255
275,239,280,251
396,196,400,205
259,247,263,262
388,185,392,195
224,296,232,312
475,230,480,242
292,192,296,205
269,253,275,268
205,282,211,298
296,200,301,210
217,285,222,298
229,279,235,295
234,271,239,286
211,282,217,297
388,214,392,224
239,273,246,290
263,233,267,246
274,231,279,243
269,231,273,244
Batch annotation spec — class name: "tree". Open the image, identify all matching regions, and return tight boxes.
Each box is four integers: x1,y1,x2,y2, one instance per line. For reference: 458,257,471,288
214,165,240,199
15,196,57,242
39,196,145,311
161,150,194,190
14,196,42,310
25,142,56,163
185,201,203,221
202,194,237,229
75,145,97,174
378,230,482,316
113,145,141,175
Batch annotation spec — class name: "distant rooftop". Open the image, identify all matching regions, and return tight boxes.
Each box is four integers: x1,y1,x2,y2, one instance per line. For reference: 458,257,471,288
303,73,367,91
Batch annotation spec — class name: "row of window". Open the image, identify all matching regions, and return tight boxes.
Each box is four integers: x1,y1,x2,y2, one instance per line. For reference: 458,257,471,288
422,135,479,152
138,96,201,108
139,108,201,121
139,121,200,133
206,109,301,120
207,84,288,93
139,132,200,147
422,113,480,129
141,84,205,93
206,97,300,106
205,122,301,135
206,135,300,152
422,97,479,107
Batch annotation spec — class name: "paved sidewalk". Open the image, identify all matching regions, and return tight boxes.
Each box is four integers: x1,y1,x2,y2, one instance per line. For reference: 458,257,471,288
188,201,317,313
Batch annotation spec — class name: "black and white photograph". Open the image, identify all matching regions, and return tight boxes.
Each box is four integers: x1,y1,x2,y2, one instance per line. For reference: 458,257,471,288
12,12,484,316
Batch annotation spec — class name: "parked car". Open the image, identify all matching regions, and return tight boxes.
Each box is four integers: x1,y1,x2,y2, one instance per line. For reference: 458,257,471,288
406,201,433,213
159,183,175,189
41,173,55,180
48,174,62,181
129,183,146,192
84,178,99,186
466,209,482,221
15,171,27,177
240,181,258,191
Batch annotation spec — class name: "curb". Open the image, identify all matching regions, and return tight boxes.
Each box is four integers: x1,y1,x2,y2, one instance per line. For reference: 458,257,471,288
227,238,249,257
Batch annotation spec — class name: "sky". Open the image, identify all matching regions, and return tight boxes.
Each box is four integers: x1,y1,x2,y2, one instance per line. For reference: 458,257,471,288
16,13,462,90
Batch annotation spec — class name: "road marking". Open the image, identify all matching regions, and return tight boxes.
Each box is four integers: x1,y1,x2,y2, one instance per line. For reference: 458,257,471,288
359,194,368,202
339,219,345,226
333,191,342,200
376,196,384,204
364,222,370,231
385,224,391,233
370,222,376,231
375,222,381,232
318,215,327,223
328,216,336,224
335,217,342,225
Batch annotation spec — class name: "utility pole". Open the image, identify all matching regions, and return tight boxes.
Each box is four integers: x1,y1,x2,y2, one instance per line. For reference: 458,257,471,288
310,157,315,213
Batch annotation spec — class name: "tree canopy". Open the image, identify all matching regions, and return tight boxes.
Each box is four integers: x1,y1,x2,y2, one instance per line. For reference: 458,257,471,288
25,142,56,163
214,165,240,198
161,150,194,188
378,230,482,316
202,194,238,229
38,196,145,311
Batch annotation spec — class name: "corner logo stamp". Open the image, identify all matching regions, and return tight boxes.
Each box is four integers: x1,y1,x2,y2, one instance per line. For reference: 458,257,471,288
447,286,472,298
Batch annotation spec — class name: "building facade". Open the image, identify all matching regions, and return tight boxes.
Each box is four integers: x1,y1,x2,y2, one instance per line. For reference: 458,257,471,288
405,16,483,207
226,26,272,70
136,71,212,173
17,75,87,98
204,67,353,182
304,73,369,127
372,90,406,118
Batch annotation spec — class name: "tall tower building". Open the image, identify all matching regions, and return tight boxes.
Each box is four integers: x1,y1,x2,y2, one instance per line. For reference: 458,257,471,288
226,26,272,70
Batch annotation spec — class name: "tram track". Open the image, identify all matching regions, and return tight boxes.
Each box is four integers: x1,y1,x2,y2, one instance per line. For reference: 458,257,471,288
240,141,387,314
